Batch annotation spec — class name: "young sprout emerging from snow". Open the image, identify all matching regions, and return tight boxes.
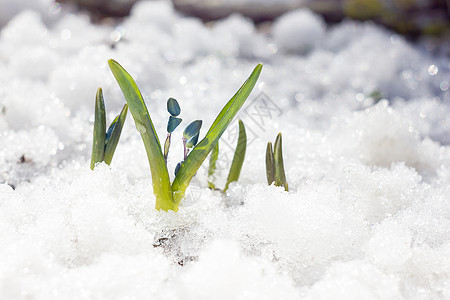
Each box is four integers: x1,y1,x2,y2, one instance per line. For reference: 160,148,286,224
108,59,262,211
266,133,288,191
208,119,247,192
90,87,128,170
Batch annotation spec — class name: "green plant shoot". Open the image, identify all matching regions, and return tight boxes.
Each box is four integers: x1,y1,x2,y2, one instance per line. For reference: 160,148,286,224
108,59,262,211
90,88,106,170
90,87,128,170
274,133,288,191
266,133,288,191
223,120,247,192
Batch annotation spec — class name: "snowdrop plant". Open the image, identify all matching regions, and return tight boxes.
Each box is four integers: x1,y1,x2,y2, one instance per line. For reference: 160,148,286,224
266,133,288,191
208,119,247,193
108,59,262,211
90,87,128,170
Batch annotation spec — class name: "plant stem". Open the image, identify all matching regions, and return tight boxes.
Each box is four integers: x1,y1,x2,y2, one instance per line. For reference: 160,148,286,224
182,137,189,159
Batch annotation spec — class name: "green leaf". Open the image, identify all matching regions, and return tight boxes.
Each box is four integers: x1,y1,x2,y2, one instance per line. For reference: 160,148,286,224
223,120,247,192
207,141,219,190
265,142,275,185
172,63,262,204
104,103,128,165
108,59,175,211
183,120,202,140
274,133,288,191
90,87,106,170
167,97,181,116
167,116,182,133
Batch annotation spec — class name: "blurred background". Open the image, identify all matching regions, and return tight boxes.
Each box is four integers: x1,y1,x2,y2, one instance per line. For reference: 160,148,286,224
56,0,450,38
1,0,449,39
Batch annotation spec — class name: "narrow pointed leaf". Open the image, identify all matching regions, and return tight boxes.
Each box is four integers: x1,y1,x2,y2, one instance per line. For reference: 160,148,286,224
90,87,106,170
172,63,262,204
183,120,202,140
108,59,174,211
223,120,247,192
104,103,128,165
274,133,288,191
207,141,219,190
167,97,181,116
265,142,275,185
167,116,182,133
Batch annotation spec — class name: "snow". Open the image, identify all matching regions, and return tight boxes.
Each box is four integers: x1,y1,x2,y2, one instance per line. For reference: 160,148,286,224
272,9,326,54
0,0,449,299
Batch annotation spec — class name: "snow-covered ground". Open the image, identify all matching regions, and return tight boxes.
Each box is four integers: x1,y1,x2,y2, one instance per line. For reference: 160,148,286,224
0,1,449,299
